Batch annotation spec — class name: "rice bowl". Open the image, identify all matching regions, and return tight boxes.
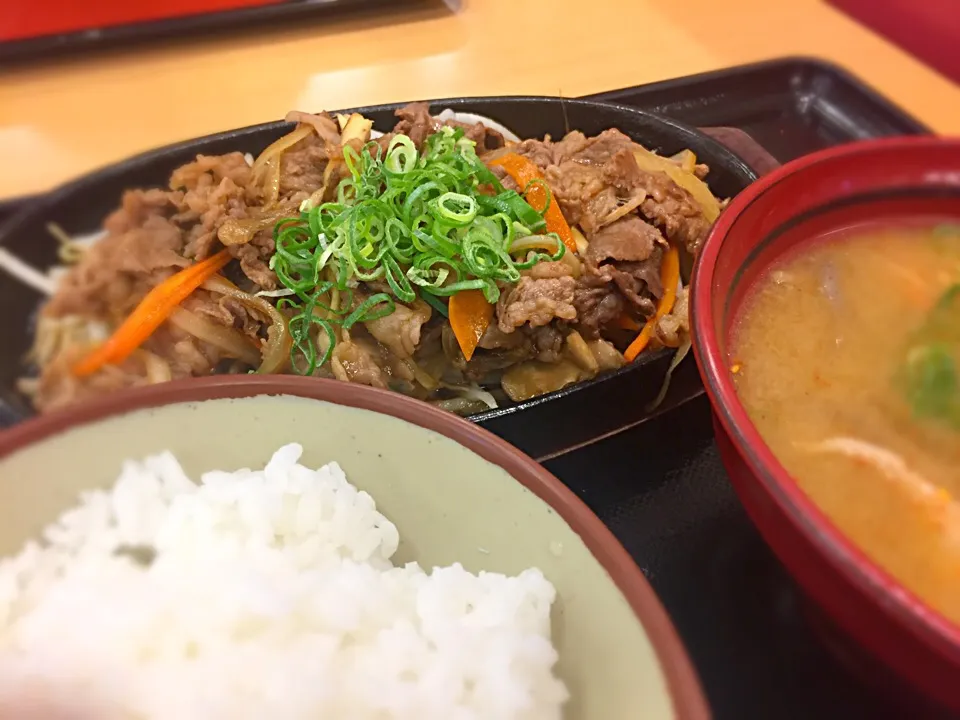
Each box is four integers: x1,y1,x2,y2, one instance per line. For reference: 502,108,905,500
0,444,566,719
0,375,709,719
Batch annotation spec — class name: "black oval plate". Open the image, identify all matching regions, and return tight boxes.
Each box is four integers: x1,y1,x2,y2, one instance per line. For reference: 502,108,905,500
0,96,757,458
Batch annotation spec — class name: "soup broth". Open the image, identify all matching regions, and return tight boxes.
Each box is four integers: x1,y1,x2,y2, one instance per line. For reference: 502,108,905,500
731,223,960,623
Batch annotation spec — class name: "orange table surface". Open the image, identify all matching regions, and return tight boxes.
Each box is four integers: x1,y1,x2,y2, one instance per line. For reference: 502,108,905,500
1,0,958,200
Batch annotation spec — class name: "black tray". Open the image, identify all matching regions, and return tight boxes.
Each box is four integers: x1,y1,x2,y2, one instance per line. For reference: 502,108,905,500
584,56,929,163
0,59,943,716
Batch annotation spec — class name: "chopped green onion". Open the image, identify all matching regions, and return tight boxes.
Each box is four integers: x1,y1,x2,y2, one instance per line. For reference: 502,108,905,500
271,124,558,373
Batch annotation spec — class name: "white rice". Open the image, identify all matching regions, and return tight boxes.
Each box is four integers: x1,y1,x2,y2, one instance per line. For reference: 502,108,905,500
0,444,567,719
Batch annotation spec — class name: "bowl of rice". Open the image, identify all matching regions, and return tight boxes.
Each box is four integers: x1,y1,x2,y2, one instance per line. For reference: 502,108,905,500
0,375,707,720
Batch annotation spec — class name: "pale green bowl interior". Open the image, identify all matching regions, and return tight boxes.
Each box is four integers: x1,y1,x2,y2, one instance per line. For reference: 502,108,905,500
0,394,672,719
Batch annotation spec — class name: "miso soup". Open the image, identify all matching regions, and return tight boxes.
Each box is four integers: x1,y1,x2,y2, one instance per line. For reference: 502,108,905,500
731,223,960,623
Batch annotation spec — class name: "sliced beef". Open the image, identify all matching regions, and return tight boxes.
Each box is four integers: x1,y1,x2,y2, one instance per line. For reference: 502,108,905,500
103,187,179,235
496,276,578,333
512,137,556,170
542,133,647,234
478,324,528,351
48,212,188,320
363,299,432,359
572,276,625,339
232,237,276,290
529,325,564,363
514,128,715,252
444,119,505,152
544,161,606,228
513,131,591,170
572,215,667,330
586,216,665,309
597,255,661,316
170,153,254,260
569,129,634,165
331,340,388,389
525,255,581,280
186,291,263,342
392,102,437,148
278,134,331,204
170,153,254,197
32,358,157,414
636,169,711,254
586,214,663,267
441,323,534,382
392,102,506,152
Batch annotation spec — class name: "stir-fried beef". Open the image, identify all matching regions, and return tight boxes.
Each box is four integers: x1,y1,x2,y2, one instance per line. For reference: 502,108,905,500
496,276,578,333
585,215,663,267
392,103,435,148
572,277,625,339
444,119,505,152
541,132,647,234
530,325,565,363
391,102,506,152
186,292,263,343
27,103,720,417
363,300,432,359
278,134,332,204
636,169,711,254
331,339,388,388
595,254,662,316
48,200,188,320
576,215,666,321
172,153,255,260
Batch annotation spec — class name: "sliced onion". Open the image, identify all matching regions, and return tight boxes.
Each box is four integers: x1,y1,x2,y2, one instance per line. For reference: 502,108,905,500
252,124,316,204
509,235,561,255
440,382,498,410
435,109,521,143
135,349,173,384
647,337,692,412
600,191,648,227
0,248,57,296
570,226,589,255
565,330,598,373
284,111,341,146
168,307,261,367
218,207,293,246
255,288,296,299
431,396,492,416
253,124,314,175
203,275,291,374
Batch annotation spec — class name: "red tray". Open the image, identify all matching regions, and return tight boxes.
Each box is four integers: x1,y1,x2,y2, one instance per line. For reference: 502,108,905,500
0,0,430,62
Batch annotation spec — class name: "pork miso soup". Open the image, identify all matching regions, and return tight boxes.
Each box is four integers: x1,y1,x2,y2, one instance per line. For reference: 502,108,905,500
731,223,960,623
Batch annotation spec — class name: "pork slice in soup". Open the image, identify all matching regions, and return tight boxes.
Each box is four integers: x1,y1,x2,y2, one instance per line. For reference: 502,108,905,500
731,224,960,624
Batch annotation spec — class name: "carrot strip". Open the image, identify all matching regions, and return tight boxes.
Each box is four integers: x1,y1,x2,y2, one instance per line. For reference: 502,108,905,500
72,250,233,377
624,245,680,362
448,289,493,362
488,153,578,254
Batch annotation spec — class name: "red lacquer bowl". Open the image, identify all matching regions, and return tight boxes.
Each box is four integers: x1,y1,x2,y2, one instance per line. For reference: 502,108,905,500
690,136,960,711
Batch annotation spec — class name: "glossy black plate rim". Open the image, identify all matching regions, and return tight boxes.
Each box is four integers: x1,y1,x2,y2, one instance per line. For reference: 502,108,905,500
0,95,757,447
